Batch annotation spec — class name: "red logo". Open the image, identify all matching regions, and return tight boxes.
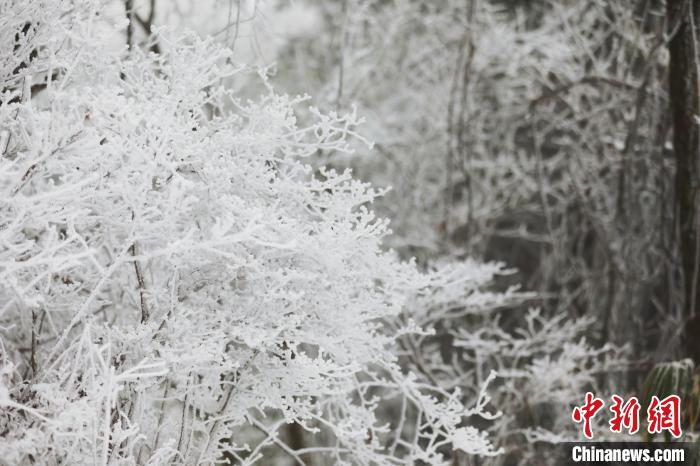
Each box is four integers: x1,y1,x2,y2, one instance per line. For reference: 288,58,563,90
609,395,640,434
572,392,605,439
647,395,682,438
572,393,683,439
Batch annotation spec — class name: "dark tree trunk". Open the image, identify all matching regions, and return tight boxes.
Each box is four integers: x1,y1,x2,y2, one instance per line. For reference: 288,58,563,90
668,0,700,362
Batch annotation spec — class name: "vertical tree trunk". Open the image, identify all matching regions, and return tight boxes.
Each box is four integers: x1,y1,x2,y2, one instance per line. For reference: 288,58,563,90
668,1,700,362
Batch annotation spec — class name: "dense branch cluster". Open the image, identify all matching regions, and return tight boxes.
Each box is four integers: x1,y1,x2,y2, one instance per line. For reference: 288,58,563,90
0,1,517,464
2,0,669,465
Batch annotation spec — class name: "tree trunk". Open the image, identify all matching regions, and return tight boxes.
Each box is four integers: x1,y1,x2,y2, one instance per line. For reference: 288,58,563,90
669,0,700,362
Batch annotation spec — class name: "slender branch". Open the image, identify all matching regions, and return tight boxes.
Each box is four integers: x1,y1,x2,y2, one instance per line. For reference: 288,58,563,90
130,242,150,323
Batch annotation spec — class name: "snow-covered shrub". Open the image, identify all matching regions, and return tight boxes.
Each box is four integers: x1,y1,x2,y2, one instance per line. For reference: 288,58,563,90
398,260,626,465
0,1,516,465
249,0,638,462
